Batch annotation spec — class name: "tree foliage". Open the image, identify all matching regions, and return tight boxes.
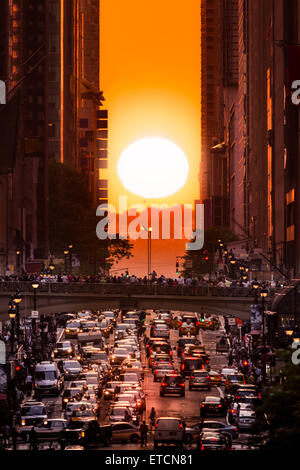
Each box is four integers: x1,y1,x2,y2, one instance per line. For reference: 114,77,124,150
181,226,238,277
48,159,132,270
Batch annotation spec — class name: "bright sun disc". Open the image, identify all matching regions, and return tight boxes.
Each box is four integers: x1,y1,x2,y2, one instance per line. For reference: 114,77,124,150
117,137,189,198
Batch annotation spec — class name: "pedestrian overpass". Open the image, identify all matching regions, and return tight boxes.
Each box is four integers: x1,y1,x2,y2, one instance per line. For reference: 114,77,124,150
0,282,272,321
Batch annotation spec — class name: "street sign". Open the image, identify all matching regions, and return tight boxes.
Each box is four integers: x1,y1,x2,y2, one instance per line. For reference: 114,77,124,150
186,260,193,269
31,310,39,318
228,318,236,325
235,318,243,326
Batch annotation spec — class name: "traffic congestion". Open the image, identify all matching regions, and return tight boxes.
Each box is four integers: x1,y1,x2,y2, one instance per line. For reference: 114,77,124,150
2,308,265,451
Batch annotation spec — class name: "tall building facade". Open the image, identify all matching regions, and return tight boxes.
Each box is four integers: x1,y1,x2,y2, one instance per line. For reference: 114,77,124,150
0,0,107,274
200,0,229,230
221,0,300,278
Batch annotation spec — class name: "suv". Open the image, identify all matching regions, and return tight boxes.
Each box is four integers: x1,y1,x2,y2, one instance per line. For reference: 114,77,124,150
154,417,184,448
160,374,185,397
189,370,211,391
180,357,204,377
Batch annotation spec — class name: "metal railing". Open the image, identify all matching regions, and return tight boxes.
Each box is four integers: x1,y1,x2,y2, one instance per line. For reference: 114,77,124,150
0,282,278,298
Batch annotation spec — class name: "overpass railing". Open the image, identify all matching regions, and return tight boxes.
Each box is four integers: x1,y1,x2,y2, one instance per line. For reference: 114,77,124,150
0,282,278,298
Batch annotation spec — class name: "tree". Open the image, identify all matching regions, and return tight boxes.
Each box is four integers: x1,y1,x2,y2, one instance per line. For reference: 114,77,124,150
48,159,132,272
181,226,238,278
254,349,300,450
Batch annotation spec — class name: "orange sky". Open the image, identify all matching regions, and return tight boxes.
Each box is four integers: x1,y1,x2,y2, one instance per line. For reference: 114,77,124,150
99,0,201,277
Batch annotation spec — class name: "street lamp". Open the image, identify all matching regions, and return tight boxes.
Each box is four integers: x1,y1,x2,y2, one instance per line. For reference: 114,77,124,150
252,280,259,303
32,280,39,311
141,226,152,282
49,260,55,272
260,288,268,381
8,298,16,354
64,250,69,273
13,292,22,344
68,245,73,274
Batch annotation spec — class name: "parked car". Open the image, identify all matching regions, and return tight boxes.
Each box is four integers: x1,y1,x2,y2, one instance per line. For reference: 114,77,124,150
111,422,140,443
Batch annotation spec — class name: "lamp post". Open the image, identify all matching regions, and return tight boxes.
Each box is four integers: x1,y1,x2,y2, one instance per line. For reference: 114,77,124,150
252,280,259,303
141,226,152,282
13,292,22,344
64,250,69,274
260,288,268,381
32,280,39,311
8,298,16,354
68,245,73,274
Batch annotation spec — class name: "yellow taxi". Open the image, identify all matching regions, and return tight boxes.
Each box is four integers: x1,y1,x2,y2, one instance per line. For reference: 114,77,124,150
208,370,222,386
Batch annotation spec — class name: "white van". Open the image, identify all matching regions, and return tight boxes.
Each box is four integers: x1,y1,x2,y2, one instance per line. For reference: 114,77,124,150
34,361,63,396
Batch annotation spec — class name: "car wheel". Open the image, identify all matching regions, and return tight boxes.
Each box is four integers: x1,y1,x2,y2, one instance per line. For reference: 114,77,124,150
130,434,139,443
160,392,164,397
181,393,185,398
188,386,192,391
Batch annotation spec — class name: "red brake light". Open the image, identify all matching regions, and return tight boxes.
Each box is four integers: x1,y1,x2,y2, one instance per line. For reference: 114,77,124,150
180,383,185,387
236,396,240,399
155,370,158,374
218,404,222,407
161,382,167,386
169,351,173,356
201,446,204,451
191,376,195,379
201,404,205,407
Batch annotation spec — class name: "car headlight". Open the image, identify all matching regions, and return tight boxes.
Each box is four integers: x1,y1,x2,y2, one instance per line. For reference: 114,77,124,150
54,349,58,353
65,329,70,332
21,420,26,426
63,398,68,402
43,420,48,426
67,349,72,353
80,431,85,438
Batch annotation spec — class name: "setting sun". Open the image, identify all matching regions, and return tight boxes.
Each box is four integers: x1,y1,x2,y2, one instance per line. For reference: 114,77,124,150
117,137,189,199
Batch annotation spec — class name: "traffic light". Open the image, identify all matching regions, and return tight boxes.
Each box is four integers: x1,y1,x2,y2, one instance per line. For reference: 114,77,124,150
176,258,179,275
243,360,248,367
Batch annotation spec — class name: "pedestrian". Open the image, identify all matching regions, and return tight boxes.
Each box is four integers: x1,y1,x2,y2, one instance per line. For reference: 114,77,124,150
149,407,156,429
11,426,18,451
25,375,33,396
3,423,11,448
29,426,37,451
139,420,148,447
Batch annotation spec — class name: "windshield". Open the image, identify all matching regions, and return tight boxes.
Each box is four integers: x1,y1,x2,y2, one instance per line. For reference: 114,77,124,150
64,361,81,368
72,410,94,417
66,322,80,328
35,371,57,381
57,342,71,348
111,408,127,415
22,406,46,416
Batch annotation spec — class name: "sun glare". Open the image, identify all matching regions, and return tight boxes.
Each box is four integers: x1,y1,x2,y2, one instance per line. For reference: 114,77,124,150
117,137,189,198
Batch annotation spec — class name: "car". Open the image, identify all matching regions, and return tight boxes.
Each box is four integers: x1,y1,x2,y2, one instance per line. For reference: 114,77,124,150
228,402,253,424
114,393,139,411
160,374,185,397
234,384,261,399
220,367,238,384
236,409,256,431
34,419,68,439
108,405,137,424
103,381,122,400
153,364,175,382
118,372,141,384
53,341,75,358
216,336,230,353
149,353,171,369
65,321,81,339
61,360,82,380
189,370,211,390
18,400,48,430
208,370,222,386
154,417,184,448
198,431,229,451
185,421,238,441
80,348,108,365
111,347,130,365
69,408,96,428
111,422,140,443
69,380,88,393
149,341,173,357
224,373,246,395
62,387,83,409
177,337,200,355
200,396,227,417
180,357,204,377
64,401,94,419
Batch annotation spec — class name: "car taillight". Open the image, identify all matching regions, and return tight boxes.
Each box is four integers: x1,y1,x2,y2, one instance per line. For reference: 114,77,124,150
180,383,185,387
196,322,200,327
179,423,183,428
201,404,205,407
155,370,158,374
191,376,195,379
258,393,261,399
161,382,167,386
169,350,173,356
218,404,222,407
236,396,241,399
231,409,236,413
181,364,184,369
234,428,238,432
201,446,204,451
206,376,210,380
155,423,158,427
